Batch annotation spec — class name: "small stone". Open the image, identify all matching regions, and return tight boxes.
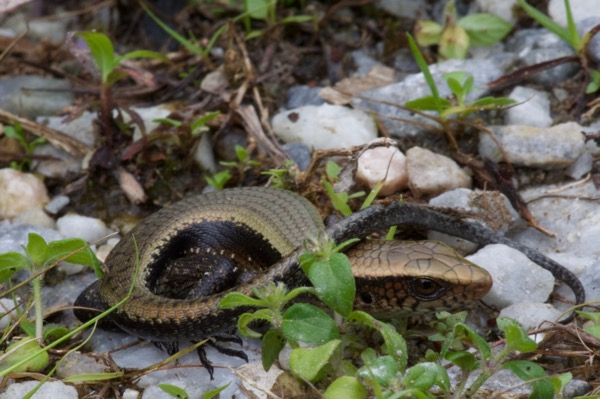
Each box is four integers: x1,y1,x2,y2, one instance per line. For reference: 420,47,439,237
467,244,555,309
0,380,78,399
272,104,377,150
566,151,593,179
56,214,113,243
479,122,585,168
200,66,230,94
0,76,73,119
356,146,408,196
0,168,50,219
123,388,140,399
55,352,107,379
0,298,19,329
498,302,563,329
406,147,471,198
505,86,552,127
13,207,56,229
192,132,217,172
45,195,70,215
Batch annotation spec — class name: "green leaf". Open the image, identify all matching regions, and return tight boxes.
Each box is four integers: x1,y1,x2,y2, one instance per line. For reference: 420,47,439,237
281,15,314,24
0,338,49,373
403,362,447,391
159,383,189,399
76,32,116,84
202,382,230,399
458,13,512,46
357,355,397,387
405,96,451,112
439,24,469,59
0,252,29,281
415,20,443,46
347,311,408,370
191,111,220,136
46,238,101,268
262,329,286,371
322,180,352,216
586,70,600,94
305,253,355,317
237,309,275,338
282,303,339,343
42,324,70,342
289,339,340,383
549,372,572,396
444,351,478,371
114,49,168,64
19,319,36,338
503,360,555,399
497,317,537,353
325,160,341,181
516,0,579,50
219,292,264,309
245,0,271,20
205,170,232,190
324,376,367,399
25,233,47,267
453,323,491,360
407,33,443,113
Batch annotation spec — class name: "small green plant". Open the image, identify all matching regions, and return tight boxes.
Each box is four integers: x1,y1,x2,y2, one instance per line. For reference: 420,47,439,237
516,0,600,94
74,31,167,146
261,159,296,189
322,160,365,216
2,122,46,170
242,0,314,39
219,230,569,397
205,145,261,190
415,0,512,59
403,33,516,149
0,233,100,377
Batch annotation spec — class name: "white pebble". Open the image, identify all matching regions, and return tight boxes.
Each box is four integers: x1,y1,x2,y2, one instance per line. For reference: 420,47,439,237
0,168,49,219
272,104,377,150
56,214,113,243
406,147,471,198
355,146,407,195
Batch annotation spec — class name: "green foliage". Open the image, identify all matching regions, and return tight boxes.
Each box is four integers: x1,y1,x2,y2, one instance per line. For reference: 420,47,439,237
406,35,517,119
205,145,261,190
0,338,49,373
76,32,167,86
261,160,296,189
2,122,46,170
415,0,512,59
242,0,314,39
0,233,100,344
516,0,581,52
322,160,365,216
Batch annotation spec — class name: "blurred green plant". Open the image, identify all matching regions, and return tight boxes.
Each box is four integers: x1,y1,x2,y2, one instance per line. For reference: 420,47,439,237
415,0,512,59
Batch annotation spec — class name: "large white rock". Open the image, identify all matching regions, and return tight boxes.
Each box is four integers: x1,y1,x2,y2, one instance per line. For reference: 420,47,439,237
272,104,377,150
467,244,555,309
0,168,49,219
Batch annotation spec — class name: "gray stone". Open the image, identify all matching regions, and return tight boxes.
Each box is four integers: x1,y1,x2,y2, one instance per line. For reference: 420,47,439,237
0,76,73,118
479,122,585,168
286,85,325,109
505,86,552,127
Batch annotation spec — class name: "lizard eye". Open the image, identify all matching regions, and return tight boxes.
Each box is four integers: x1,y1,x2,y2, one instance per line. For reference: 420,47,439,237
410,278,446,301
